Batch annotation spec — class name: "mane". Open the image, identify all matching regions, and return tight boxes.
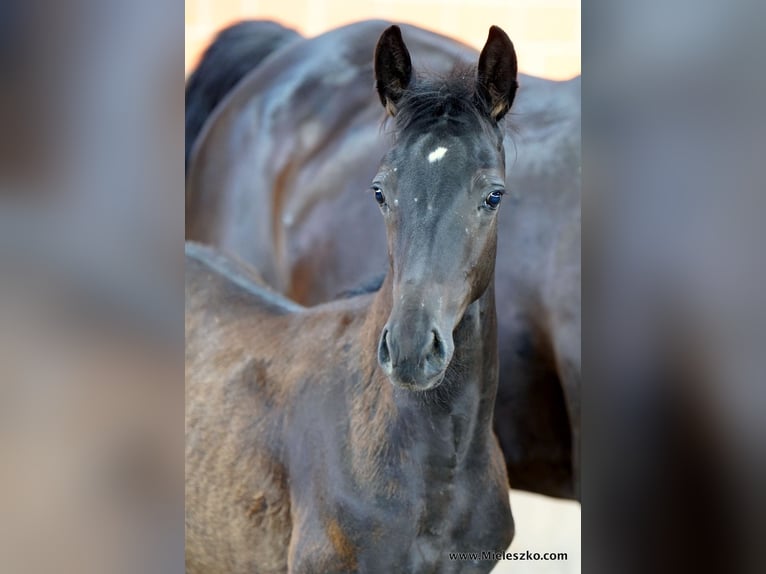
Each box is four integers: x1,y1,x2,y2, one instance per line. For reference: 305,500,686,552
391,65,502,142
184,20,300,172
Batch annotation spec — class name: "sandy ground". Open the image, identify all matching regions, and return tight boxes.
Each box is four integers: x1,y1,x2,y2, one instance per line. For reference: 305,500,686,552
493,491,581,573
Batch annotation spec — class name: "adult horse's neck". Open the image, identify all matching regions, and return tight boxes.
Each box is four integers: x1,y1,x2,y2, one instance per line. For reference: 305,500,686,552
353,268,499,481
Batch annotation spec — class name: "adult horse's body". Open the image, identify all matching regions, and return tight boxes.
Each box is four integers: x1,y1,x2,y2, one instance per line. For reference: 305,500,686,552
186,25,517,573
187,20,580,499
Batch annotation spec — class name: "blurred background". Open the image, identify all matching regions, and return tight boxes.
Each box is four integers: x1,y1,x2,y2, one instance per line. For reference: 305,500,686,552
185,0,580,80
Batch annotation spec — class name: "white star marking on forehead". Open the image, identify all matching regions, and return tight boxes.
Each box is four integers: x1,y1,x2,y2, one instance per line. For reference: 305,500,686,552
427,146,448,163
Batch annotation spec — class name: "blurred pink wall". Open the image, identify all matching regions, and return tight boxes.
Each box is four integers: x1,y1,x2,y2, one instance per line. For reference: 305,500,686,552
186,0,580,80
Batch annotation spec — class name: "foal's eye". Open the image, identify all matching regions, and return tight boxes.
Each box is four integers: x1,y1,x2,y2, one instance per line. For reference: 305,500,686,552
371,185,386,205
484,190,505,210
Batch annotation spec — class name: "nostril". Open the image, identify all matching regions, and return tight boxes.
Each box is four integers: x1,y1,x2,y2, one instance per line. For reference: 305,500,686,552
430,329,445,360
378,329,391,367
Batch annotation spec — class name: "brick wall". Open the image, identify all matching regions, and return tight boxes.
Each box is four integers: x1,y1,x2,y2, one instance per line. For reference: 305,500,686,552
186,0,580,80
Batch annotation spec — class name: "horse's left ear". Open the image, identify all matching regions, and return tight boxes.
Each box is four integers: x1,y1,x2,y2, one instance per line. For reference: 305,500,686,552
374,25,413,116
476,26,518,122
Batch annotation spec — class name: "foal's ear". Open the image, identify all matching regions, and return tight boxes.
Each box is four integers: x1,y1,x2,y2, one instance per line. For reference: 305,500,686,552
476,26,518,122
374,25,413,116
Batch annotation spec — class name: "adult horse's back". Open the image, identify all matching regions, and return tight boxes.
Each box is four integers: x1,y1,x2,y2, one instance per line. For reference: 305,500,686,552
187,20,580,499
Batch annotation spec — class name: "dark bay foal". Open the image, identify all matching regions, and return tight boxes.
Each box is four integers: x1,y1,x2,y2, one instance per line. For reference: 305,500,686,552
186,25,518,573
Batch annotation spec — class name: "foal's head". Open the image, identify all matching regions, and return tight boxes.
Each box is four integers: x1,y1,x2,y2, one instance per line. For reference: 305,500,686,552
372,25,518,391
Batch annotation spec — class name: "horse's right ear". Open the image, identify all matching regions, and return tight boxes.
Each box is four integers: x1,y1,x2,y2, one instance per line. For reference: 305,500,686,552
476,26,518,122
374,25,412,116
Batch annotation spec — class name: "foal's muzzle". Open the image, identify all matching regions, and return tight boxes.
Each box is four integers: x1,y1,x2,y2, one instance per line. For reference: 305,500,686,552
377,318,453,391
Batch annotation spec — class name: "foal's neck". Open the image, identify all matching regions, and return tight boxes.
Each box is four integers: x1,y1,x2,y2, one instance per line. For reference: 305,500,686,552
361,271,499,458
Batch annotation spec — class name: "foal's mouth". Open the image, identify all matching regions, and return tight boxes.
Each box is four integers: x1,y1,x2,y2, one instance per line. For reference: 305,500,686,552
387,369,447,392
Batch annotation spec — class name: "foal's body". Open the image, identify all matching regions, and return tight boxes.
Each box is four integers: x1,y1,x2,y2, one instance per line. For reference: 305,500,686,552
186,246,512,573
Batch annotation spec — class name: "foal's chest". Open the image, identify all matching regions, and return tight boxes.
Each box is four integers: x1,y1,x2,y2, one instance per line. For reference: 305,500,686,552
399,475,512,573
295,471,511,574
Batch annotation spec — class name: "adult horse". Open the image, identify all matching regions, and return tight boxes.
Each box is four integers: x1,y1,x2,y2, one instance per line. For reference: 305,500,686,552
185,20,301,171
187,20,580,499
186,25,518,572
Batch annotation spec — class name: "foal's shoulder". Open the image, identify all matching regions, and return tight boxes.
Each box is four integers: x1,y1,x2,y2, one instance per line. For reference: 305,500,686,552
185,242,303,317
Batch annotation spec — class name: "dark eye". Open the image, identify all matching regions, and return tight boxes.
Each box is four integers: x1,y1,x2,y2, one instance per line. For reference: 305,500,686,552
372,185,386,205
484,190,504,210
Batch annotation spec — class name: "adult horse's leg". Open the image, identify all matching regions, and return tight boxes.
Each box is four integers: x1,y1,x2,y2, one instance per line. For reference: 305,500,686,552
545,212,581,498
494,313,574,499
185,20,301,171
